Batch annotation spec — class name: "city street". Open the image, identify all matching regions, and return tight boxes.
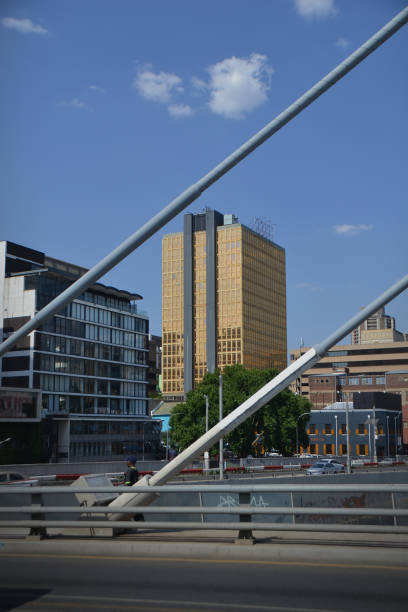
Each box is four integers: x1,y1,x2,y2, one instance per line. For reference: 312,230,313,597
0,550,407,612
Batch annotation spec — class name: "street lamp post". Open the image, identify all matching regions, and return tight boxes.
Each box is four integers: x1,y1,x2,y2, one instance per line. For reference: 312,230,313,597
142,422,145,462
386,415,390,458
219,375,223,481
367,416,371,458
373,405,377,463
204,395,210,471
334,415,338,457
295,412,310,455
394,414,399,459
345,401,351,474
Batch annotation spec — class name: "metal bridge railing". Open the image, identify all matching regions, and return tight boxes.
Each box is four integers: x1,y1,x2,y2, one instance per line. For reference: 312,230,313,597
1,483,407,540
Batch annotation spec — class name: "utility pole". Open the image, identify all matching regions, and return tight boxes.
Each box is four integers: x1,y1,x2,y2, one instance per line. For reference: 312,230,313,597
335,415,338,457
373,405,377,463
219,375,224,480
345,401,351,474
204,395,210,471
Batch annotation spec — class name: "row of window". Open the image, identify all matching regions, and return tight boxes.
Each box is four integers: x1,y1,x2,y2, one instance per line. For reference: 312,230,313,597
69,440,159,459
305,443,395,456
38,374,147,397
217,353,241,366
163,380,183,393
70,302,147,332
35,333,147,364
40,317,147,348
308,424,392,435
218,340,241,352
70,420,159,435
25,274,140,315
34,353,146,381
313,359,408,369
42,393,147,416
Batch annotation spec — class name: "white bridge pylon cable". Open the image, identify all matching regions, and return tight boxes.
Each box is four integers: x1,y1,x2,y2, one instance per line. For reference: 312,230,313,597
0,6,407,358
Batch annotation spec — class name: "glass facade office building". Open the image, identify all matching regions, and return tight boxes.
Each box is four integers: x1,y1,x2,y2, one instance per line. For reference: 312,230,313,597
162,210,287,401
0,240,161,463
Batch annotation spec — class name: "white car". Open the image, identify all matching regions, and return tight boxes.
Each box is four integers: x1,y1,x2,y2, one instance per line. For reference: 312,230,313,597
306,459,345,476
0,471,38,486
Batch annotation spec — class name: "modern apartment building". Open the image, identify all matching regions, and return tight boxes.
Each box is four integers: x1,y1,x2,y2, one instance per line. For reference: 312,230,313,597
162,210,287,401
289,308,408,447
0,240,161,463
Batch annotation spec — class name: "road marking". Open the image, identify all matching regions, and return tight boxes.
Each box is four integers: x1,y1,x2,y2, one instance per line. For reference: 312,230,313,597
16,593,347,612
1,552,407,572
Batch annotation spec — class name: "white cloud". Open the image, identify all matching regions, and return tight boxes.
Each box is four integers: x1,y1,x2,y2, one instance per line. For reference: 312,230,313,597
168,104,194,118
133,68,182,104
1,17,47,34
335,37,350,49
58,98,87,110
191,76,207,93
207,53,273,120
296,282,321,291
89,85,106,93
294,0,337,19
334,224,373,236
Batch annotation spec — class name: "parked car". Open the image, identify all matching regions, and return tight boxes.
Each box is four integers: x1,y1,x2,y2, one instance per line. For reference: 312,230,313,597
0,471,38,486
306,459,345,476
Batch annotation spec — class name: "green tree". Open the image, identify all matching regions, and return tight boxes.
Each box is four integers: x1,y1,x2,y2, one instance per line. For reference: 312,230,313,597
169,364,311,457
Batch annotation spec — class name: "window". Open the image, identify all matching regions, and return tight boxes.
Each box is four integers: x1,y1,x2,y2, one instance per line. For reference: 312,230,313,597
357,424,365,435
361,377,372,385
340,443,347,455
97,381,108,395
69,377,83,394
340,424,347,435
309,424,316,434
376,376,385,385
84,379,95,394
358,444,367,456
348,377,359,385
84,398,95,414
324,424,332,435
325,444,333,455
110,381,121,396
69,396,82,413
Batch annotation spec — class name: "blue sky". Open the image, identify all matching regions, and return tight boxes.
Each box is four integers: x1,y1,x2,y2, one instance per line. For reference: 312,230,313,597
1,0,407,355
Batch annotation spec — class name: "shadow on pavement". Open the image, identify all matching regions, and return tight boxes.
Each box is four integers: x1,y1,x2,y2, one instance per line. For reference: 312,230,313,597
0,588,51,611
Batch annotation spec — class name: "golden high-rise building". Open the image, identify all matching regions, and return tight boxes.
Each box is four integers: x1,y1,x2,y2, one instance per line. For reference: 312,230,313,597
162,210,287,401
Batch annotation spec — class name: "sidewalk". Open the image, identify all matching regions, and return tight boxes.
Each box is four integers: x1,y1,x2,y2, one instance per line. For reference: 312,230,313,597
2,527,408,568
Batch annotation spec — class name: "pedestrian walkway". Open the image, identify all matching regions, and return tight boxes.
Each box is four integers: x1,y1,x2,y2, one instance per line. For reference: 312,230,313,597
1,527,408,568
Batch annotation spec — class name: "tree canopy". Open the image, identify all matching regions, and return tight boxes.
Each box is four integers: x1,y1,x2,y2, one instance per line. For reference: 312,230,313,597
169,364,311,457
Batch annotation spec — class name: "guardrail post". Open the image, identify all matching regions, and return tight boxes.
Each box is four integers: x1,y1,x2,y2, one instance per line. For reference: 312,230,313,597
235,491,255,545
391,492,398,527
26,492,47,540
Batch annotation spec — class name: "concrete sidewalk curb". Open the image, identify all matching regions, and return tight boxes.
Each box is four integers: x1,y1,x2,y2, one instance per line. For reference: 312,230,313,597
1,538,408,568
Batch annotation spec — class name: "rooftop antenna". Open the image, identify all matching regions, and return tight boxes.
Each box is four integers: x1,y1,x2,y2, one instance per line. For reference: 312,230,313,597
251,216,276,242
